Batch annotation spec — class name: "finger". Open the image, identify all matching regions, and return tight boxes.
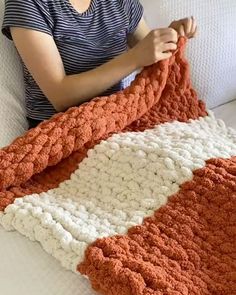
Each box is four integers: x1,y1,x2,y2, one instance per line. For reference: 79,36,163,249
190,17,197,37
168,20,178,30
159,27,178,36
161,42,177,52
157,28,169,35
185,17,192,35
159,29,178,43
158,52,172,61
154,28,171,37
189,29,197,39
179,24,185,37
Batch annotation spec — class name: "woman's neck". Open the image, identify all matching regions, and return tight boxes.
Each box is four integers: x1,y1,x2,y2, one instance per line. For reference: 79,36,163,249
69,0,92,14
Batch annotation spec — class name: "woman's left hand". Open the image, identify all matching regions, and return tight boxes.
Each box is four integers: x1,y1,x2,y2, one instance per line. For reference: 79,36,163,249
169,17,197,39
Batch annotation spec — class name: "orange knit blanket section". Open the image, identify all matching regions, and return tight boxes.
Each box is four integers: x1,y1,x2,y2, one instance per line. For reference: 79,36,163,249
0,38,206,210
79,157,236,295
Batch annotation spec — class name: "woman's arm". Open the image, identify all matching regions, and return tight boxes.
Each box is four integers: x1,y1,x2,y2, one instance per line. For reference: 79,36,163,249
11,28,139,112
11,26,177,112
128,17,151,47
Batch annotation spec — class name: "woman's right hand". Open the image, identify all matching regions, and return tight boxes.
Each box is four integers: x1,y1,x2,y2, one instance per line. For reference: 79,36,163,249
130,28,178,68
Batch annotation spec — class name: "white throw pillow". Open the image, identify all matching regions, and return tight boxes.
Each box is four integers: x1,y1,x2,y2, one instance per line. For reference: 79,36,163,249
0,0,27,148
140,0,236,109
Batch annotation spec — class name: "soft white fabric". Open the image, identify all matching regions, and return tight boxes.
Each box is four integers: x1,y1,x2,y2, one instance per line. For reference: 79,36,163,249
141,0,236,109
0,229,96,295
1,112,236,272
0,0,27,148
213,99,236,130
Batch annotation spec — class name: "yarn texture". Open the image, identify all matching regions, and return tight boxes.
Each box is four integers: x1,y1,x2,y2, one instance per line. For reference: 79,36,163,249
0,38,235,294
0,38,205,210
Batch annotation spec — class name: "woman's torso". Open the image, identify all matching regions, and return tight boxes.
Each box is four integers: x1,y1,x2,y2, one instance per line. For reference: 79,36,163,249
3,0,143,120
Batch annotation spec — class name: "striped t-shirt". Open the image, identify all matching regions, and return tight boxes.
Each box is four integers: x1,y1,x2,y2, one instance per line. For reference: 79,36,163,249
2,0,144,120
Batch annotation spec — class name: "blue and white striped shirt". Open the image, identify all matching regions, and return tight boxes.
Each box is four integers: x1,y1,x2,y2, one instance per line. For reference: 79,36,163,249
2,0,143,120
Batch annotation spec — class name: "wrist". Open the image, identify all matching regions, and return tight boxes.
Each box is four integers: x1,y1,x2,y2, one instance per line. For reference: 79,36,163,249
123,49,140,71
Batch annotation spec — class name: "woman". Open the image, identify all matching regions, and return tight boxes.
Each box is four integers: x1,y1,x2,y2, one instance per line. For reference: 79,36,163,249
2,0,197,129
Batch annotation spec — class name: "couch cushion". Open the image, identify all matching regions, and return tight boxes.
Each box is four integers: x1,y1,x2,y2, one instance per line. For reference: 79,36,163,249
0,0,27,148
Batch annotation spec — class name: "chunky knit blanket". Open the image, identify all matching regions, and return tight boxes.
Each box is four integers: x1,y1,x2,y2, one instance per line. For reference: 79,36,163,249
0,38,236,295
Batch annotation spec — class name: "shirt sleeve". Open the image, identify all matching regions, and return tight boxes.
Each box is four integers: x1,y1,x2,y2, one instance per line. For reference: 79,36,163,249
122,0,144,34
2,0,53,40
